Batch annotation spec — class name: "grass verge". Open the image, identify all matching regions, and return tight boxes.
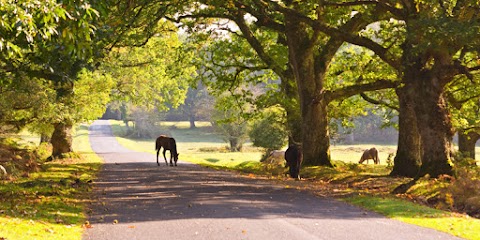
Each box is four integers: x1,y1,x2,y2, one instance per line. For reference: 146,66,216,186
344,196,480,240
0,124,101,240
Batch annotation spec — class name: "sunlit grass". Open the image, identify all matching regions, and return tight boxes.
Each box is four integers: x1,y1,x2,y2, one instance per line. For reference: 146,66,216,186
330,145,397,164
345,196,480,240
0,124,101,240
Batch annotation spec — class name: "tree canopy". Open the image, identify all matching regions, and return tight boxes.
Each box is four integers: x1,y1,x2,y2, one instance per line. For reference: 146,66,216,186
1,0,479,177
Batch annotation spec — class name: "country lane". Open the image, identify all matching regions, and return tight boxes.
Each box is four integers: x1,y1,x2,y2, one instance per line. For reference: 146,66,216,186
83,120,462,240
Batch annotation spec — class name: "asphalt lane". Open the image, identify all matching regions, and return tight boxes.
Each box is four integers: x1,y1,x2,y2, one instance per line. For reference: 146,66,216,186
83,120,462,240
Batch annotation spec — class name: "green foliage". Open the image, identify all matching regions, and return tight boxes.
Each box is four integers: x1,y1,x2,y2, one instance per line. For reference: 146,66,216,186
72,70,114,120
211,95,250,152
448,74,480,131
196,31,278,101
1,0,104,139
249,107,288,151
0,0,71,57
103,30,196,110
126,106,166,139
0,76,55,133
327,44,398,130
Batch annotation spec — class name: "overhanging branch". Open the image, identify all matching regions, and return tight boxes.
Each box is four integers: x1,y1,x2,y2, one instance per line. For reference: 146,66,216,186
360,92,399,111
324,79,398,103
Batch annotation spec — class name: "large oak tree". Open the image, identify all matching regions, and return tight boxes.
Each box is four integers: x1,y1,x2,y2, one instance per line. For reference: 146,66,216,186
332,0,480,177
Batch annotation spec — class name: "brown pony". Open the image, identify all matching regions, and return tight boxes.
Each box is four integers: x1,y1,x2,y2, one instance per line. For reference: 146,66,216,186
155,135,179,166
359,147,380,164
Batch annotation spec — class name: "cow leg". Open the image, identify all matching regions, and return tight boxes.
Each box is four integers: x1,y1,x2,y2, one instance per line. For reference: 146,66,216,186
163,149,168,166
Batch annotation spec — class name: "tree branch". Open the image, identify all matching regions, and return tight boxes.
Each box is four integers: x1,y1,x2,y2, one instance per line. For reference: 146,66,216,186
233,12,287,79
267,1,401,69
323,0,404,17
324,79,398,103
360,92,399,111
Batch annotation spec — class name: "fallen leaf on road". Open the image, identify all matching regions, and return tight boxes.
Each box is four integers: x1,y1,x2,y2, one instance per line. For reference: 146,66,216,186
84,221,93,228
128,225,136,228
113,219,119,224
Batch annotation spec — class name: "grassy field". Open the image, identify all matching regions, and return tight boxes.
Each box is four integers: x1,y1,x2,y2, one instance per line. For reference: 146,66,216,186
110,121,265,168
110,120,401,165
0,124,102,240
109,120,480,240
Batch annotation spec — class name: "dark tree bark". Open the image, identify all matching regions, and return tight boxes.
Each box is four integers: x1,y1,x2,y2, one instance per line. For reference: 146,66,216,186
458,130,480,159
284,12,333,167
281,71,303,146
390,86,421,177
49,80,75,159
407,62,454,177
50,122,73,158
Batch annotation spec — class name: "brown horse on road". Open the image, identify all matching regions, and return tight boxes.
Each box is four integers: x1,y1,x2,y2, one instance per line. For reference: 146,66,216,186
155,135,179,166
359,147,380,164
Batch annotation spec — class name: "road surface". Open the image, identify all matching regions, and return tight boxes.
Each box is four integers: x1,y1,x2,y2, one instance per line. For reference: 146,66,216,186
83,120,462,240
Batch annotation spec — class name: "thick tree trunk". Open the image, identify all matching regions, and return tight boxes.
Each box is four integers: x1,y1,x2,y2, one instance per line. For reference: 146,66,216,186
390,86,421,177
301,99,332,166
458,130,480,159
412,76,454,177
284,14,332,167
50,123,73,158
281,72,303,145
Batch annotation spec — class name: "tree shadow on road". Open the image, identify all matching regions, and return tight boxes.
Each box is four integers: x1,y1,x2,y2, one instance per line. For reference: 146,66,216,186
86,162,384,224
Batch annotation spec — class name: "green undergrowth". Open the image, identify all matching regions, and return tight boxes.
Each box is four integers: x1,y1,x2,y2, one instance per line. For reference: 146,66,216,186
0,124,101,240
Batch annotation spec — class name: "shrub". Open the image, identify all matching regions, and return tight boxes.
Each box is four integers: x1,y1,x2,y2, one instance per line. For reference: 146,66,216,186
249,107,288,153
446,167,480,217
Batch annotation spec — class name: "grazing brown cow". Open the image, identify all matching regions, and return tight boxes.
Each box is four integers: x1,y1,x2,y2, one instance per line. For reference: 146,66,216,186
359,147,380,164
155,135,179,166
284,145,303,179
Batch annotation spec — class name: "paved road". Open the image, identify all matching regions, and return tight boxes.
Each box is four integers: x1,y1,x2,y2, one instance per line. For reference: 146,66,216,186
83,120,462,240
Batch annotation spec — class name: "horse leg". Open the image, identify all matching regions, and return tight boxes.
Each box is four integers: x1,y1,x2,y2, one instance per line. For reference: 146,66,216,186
156,148,160,166
169,152,174,166
163,149,168,166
